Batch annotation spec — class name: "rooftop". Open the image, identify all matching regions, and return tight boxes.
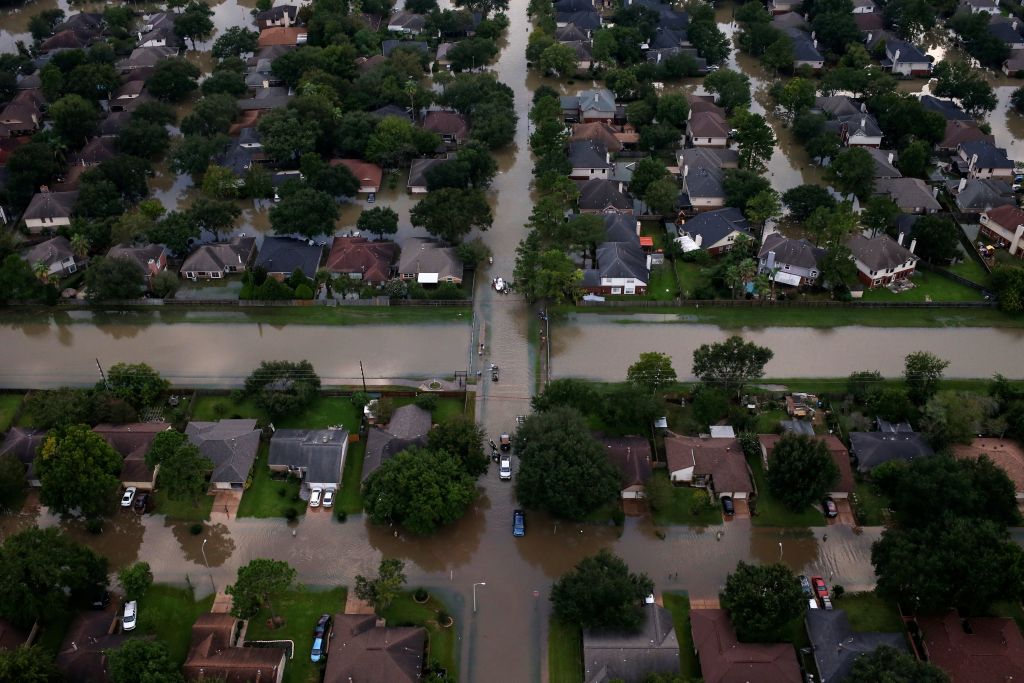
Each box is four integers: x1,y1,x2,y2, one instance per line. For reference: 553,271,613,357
919,611,1024,683
692,608,801,683
952,438,1024,494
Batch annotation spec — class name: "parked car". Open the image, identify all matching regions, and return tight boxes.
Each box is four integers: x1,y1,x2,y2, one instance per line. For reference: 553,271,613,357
322,489,335,508
133,493,149,513
311,635,326,663
799,575,813,598
721,495,734,515
314,614,331,637
499,433,511,451
122,600,137,631
499,455,512,480
513,509,525,537
823,497,838,518
811,576,829,601
821,595,834,610
121,487,136,508
808,598,819,610
309,488,322,508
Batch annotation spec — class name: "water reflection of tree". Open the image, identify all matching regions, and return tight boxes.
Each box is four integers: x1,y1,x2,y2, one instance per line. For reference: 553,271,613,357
170,521,236,566
58,511,146,573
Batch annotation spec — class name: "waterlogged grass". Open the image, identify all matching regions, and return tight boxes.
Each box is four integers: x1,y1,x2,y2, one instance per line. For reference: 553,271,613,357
662,592,700,679
154,490,214,522
861,271,984,303
337,439,365,514
548,616,583,683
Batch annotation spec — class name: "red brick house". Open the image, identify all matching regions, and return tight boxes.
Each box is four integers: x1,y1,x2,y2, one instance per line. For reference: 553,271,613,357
979,204,1024,258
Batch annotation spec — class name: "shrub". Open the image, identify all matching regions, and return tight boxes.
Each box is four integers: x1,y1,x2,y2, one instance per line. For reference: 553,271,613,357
414,394,437,412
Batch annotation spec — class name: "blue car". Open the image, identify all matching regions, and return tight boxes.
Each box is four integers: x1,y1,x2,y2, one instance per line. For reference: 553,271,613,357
311,635,325,663
513,509,525,537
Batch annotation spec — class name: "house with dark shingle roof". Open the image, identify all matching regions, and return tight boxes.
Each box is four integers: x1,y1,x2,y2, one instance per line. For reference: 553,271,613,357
423,110,469,145
256,4,299,29
562,89,617,122
569,140,613,180
938,119,994,153
23,190,78,233
883,37,932,76
325,237,398,284
602,214,640,243
185,419,262,489
806,609,908,682
107,244,168,280
692,609,801,683
987,15,1024,49
583,603,680,683
598,434,653,499
23,235,82,279
781,27,825,70
582,241,649,296
846,234,918,288
677,147,736,211
268,428,348,490
255,236,323,281
556,10,602,31
93,422,170,491
407,156,451,193
180,236,258,280
921,95,971,122
663,433,753,500
56,610,127,683
849,423,934,472
323,614,426,683
0,427,45,486
677,207,752,256
874,177,941,214
362,404,432,481
864,148,901,179
387,10,428,34
951,177,1015,214
826,113,883,147
577,179,633,214
397,237,463,284
980,204,1024,258
117,46,178,72
957,140,1015,180
918,611,1024,683
758,233,825,286
686,110,728,148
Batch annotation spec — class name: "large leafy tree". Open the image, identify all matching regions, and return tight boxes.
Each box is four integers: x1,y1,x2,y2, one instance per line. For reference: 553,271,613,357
847,645,949,683
106,362,169,408
411,188,492,244
426,415,488,477
723,169,771,211
513,407,620,519
189,197,241,241
244,360,321,419
0,646,62,683
0,527,108,627
903,350,948,405
826,147,875,200
269,186,339,238
212,27,259,60
258,109,317,163
627,352,677,394
766,434,839,511
117,561,153,602
353,558,407,613
357,207,399,239
909,215,959,264
921,391,999,449
147,58,200,102
703,68,751,113
174,1,215,49
692,336,774,398
146,431,213,503
37,425,122,519
84,257,145,301
0,454,25,513
181,94,239,137
227,559,297,620
48,94,98,147
991,265,1024,314
932,59,997,118
362,447,478,535
551,550,654,632
107,639,182,683
719,561,805,642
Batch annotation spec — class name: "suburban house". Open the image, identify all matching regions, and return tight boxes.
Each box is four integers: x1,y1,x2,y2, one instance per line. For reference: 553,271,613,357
979,204,1024,258
407,156,450,193
815,95,862,119
109,82,148,112
183,613,286,683
180,236,258,280
952,177,1015,214
257,27,307,47
938,119,994,153
953,438,1024,501
322,614,426,683
849,419,934,472
0,426,45,486
325,237,398,285
185,419,262,490
268,428,348,492
806,609,908,683
676,208,752,256
255,236,323,281
362,404,432,481
961,0,998,13
71,137,119,166
602,214,640,242
917,611,1024,683
555,11,601,31
988,16,1024,50
921,95,971,122
1005,51,1024,76
117,46,178,72
759,434,855,499
107,244,168,281
874,177,941,214
93,422,170,491
387,10,428,34
569,140,613,180
781,27,825,70
23,190,78,233
330,159,383,194
827,113,883,147
583,602,680,682
564,40,594,70
686,110,729,148
423,110,469,146
883,38,932,76
23,236,82,279
598,435,653,499
758,234,824,287
381,40,430,58
582,241,649,296
137,12,178,47
562,89,617,123
256,4,298,28
678,147,737,212
571,121,625,153
957,140,1015,179
865,148,901,179
56,610,127,683
846,234,918,289
397,237,464,285
577,179,633,214
0,93,43,135
692,609,801,683
663,433,754,501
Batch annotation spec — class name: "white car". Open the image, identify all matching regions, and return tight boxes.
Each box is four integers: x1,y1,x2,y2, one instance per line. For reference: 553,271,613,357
121,487,137,508
322,489,335,508
122,600,137,631
499,455,512,480
309,488,323,508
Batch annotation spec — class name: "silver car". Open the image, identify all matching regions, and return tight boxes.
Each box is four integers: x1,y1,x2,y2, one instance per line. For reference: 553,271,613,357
499,455,512,480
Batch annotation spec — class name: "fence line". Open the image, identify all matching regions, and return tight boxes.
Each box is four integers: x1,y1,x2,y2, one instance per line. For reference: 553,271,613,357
578,298,998,309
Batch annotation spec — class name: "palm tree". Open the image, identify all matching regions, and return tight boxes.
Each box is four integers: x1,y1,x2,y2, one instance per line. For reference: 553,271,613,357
32,260,50,283
70,233,90,260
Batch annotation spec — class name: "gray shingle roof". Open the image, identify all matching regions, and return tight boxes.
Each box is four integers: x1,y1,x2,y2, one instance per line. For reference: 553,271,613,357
185,419,261,485
847,234,918,271
953,178,1015,213
396,237,463,281
781,27,823,62
382,40,429,57
826,113,882,138
874,177,941,212
583,604,680,683
360,405,432,481
815,96,863,118
886,37,930,63
758,234,824,270
181,237,257,275
920,95,971,121
255,236,323,277
408,157,450,189
806,609,908,683
988,17,1024,45
584,241,649,283
960,140,1014,169
557,11,601,29
23,191,78,221
849,429,934,472
24,236,75,268
577,179,632,211
603,214,639,243
268,428,348,486
569,140,611,169
680,207,751,246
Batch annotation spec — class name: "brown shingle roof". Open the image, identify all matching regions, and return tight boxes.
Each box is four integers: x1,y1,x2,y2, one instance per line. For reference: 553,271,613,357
571,122,624,153
688,111,729,138
759,433,855,495
422,110,469,140
919,611,1024,683
598,434,653,489
691,609,801,683
323,614,426,683
952,438,1024,494
258,27,306,46
664,433,752,494
982,203,1024,231
184,613,285,683
330,158,383,192
325,237,397,284
940,119,995,151
57,611,126,683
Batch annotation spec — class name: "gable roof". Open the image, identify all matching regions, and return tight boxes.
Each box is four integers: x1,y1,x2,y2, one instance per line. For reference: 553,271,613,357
940,119,994,150
692,609,801,683
921,95,971,121
919,611,1024,683
396,237,463,280
960,140,1014,169
569,139,611,169
325,237,397,282
388,10,428,31
847,234,918,271
688,110,728,138
408,157,450,189
680,207,751,246
954,177,1015,213
268,428,348,485
93,422,169,460
806,609,908,682
603,214,639,243
848,429,934,472
181,237,257,274
983,203,1024,231
588,241,648,281
826,113,883,139
323,614,426,683
874,177,941,212
57,611,126,683
423,110,469,139
0,427,45,474
583,603,680,683
781,27,824,62
557,10,602,29
577,179,632,211
24,235,75,268
664,433,752,493
107,244,166,274
185,420,261,484
575,88,617,115
23,190,78,221
571,122,623,153
255,236,323,277
556,23,591,41
759,433,855,494
184,613,285,683
987,16,1024,45
331,158,383,190
864,147,902,179
953,438,1024,494
758,234,825,270
598,434,653,489
886,37,929,62
119,46,177,69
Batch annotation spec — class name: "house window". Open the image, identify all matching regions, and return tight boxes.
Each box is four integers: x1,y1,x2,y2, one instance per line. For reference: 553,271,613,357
611,287,622,294
810,270,817,277
784,264,790,270
870,270,876,276
590,169,595,173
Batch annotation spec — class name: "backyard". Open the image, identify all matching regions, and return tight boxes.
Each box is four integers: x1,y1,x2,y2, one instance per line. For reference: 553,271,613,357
379,591,459,679
246,587,348,683
154,490,214,522
834,592,904,633
135,584,216,666
860,270,983,303
661,593,700,679
548,616,583,683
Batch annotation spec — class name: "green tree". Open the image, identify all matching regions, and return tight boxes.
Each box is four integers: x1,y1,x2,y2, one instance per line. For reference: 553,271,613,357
117,561,153,601
6,141,62,207
991,266,1024,314
692,336,774,398
1012,86,1024,114
532,378,600,414
861,196,900,238
644,177,679,216
904,351,948,405
846,370,883,404
0,645,62,683
826,147,876,199
775,77,816,116
896,139,930,179
745,190,781,233
909,215,959,263
48,94,98,147
357,206,399,239
513,407,621,519
365,116,441,169
200,69,247,97
84,257,145,301
147,58,200,102
538,42,578,76
0,454,25,513
227,559,297,620
257,109,316,163
468,99,518,150
551,550,654,631
37,425,122,519
116,119,170,159
426,415,488,477
146,431,213,503
448,38,499,71
703,68,751,114
171,135,229,177
269,187,339,238
629,158,670,198
762,34,793,73
723,169,771,211
932,59,997,118
212,26,259,60
0,255,43,301
244,360,321,419
766,434,839,511
353,558,407,612
189,197,241,241
181,94,239,137
106,362,169,408
656,93,689,129
818,242,857,291
107,639,182,683
174,0,215,49
411,188,492,243
627,352,677,393
719,561,804,642
362,447,478,535
846,645,949,683
867,386,916,423
201,164,241,200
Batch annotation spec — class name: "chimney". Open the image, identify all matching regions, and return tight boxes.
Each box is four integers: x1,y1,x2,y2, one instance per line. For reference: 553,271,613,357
695,234,703,247
683,164,689,177
811,30,816,39
766,250,776,271
958,177,967,192
866,32,873,43
40,185,49,193
813,39,818,48
971,153,979,169
635,220,642,234
894,49,901,62
1012,224,1024,255
909,238,917,253
897,232,904,245
887,152,894,164
1014,19,1019,30
933,186,939,197
861,117,867,130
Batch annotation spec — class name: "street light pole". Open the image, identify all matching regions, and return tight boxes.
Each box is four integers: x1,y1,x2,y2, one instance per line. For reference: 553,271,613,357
473,582,487,613
201,538,215,594
778,541,783,561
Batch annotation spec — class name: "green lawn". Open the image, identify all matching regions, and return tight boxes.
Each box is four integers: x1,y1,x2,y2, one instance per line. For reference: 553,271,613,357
674,260,712,297
748,454,825,527
946,257,991,287
835,592,903,633
852,479,890,526
135,584,216,666
645,264,679,301
190,395,265,423
548,616,583,683
237,444,305,519
191,395,362,430
337,439,366,514
0,394,23,432
662,593,700,679
380,591,459,679
391,396,466,424
651,472,723,526
154,490,214,522
246,587,348,683
860,270,983,303
754,409,788,434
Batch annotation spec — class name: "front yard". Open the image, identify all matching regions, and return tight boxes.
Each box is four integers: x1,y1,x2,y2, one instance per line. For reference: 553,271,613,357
852,479,891,526
748,453,825,527
135,584,216,666
154,490,214,522
245,587,348,683
380,591,459,680
662,592,700,679
650,472,723,526
835,592,903,633
548,616,583,683
237,444,306,519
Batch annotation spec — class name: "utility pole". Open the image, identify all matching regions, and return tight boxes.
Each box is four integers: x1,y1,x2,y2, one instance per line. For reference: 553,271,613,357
359,361,367,393
96,358,109,389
